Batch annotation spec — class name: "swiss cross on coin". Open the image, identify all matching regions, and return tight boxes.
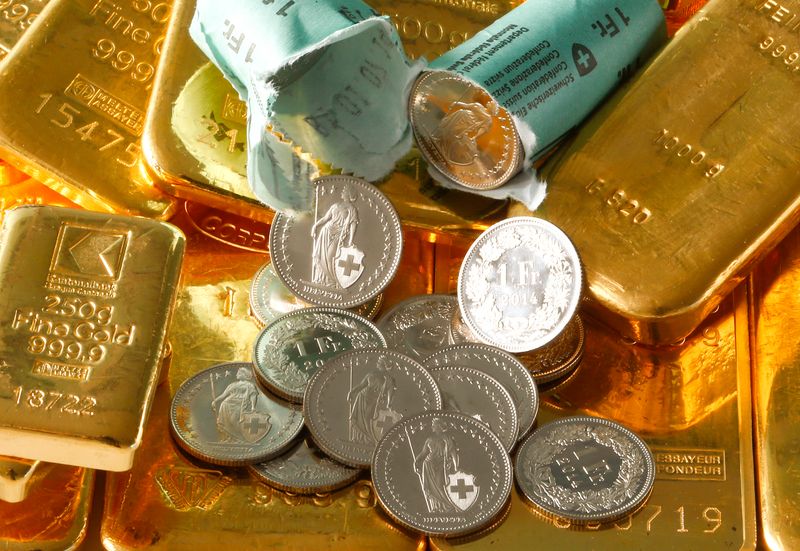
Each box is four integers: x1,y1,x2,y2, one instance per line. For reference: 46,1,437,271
447,472,480,511
335,246,365,288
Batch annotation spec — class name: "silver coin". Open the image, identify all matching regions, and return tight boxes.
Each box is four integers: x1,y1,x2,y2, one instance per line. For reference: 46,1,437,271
252,307,386,402
304,349,441,468
515,416,655,524
457,217,582,353
372,411,512,537
248,432,361,494
376,294,457,361
450,307,585,384
426,366,518,453
249,261,383,326
170,363,304,466
424,343,538,441
409,70,523,190
269,175,403,309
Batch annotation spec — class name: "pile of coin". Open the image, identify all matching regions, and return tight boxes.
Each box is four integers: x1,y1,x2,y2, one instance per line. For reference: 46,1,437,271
169,174,655,536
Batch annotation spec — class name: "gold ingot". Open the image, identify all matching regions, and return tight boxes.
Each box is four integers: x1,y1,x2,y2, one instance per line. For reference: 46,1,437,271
0,0,48,61
0,464,93,550
182,202,269,254
143,0,506,236
0,456,41,503
101,215,435,550
517,0,800,345
0,0,176,218
0,206,185,470
0,177,78,218
750,225,800,550
431,286,756,549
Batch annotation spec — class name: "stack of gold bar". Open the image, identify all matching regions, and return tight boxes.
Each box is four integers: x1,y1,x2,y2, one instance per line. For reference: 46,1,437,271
0,0,796,548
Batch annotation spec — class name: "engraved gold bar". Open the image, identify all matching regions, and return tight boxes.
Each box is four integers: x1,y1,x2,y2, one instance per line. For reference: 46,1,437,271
750,225,800,550
101,214,435,550
0,464,93,550
143,0,506,236
0,206,185,470
431,286,756,550
516,0,800,345
0,0,176,218
0,0,49,61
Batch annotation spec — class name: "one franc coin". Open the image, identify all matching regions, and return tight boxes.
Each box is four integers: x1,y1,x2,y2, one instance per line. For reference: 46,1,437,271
269,175,402,309
372,411,512,538
458,217,582,353
515,416,655,525
376,294,457,361
249,261,383,326
427,366,518,453
425,343,538,441
248,432,361,494
409,70,523,191
252,307,386,403
170,363,304,466
304,349,442,468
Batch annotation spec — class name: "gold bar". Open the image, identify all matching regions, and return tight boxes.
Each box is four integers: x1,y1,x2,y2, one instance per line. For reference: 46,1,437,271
750,225,800,550
0,464,93,550
0,177,78,217
0,206,184,470
142,0,506,235
101,216,433,550
0,0,48,61
0,0,176,218
0,456,41,503
431,286,756,550
517,0,800,345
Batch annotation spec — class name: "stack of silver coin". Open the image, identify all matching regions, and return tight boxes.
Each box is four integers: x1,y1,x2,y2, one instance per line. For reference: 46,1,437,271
169,175,655,536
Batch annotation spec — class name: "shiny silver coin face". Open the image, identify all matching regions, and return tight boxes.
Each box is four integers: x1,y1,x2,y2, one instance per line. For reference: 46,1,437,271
424,343,538,441
249,261,383,326
304,349,441,468
376,294,457,361
248,433,361,494
458,217,582,353
515,416,655,524
409,70,522,190
427,366,518,453
372,411,512,538
252,307,386,402
170,363,304,466
269,175,403,309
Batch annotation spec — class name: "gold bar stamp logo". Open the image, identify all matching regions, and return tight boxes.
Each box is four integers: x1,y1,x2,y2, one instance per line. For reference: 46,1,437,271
221,93,247,125
64,74,146,136
31,359,91,382
155,466,232,511
652,448,726,481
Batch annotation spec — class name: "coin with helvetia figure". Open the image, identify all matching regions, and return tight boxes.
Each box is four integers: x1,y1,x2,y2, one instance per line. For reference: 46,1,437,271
170,362,304,466
371,411,512,537
376,294,457,361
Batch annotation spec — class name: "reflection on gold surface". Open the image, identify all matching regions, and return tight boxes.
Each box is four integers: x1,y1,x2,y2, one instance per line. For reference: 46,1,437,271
0,177,78,224
751,226,800,550
0,0,175,218
0,160,28,187
101,216,434,550
523,0,800,345
0,464,93,550
143,0,506,235
0,456,41,503
431,287,755,550
661,0,710,35
0,206,184,470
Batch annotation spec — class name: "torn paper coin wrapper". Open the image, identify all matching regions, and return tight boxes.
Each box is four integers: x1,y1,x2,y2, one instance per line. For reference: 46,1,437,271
190,0,666,211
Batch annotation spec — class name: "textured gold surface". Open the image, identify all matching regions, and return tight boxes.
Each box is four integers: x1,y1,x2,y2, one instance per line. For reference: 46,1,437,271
0,206,184,470
0,0,175,218
750,225,800,550
520,0,800,345
0,0,48,60
432,287,755,549
101,214,435,550
0,464,93,550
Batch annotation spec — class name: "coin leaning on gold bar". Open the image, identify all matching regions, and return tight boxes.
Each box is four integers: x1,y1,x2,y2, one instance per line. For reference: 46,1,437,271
249,261,383,327
251,307,386,403
376,293,457,361
409,70,523,190
458,217,583,353
170,362,304,466
527,0,800,345
0,205,184,470
0,0,176,218
270,175,403,309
